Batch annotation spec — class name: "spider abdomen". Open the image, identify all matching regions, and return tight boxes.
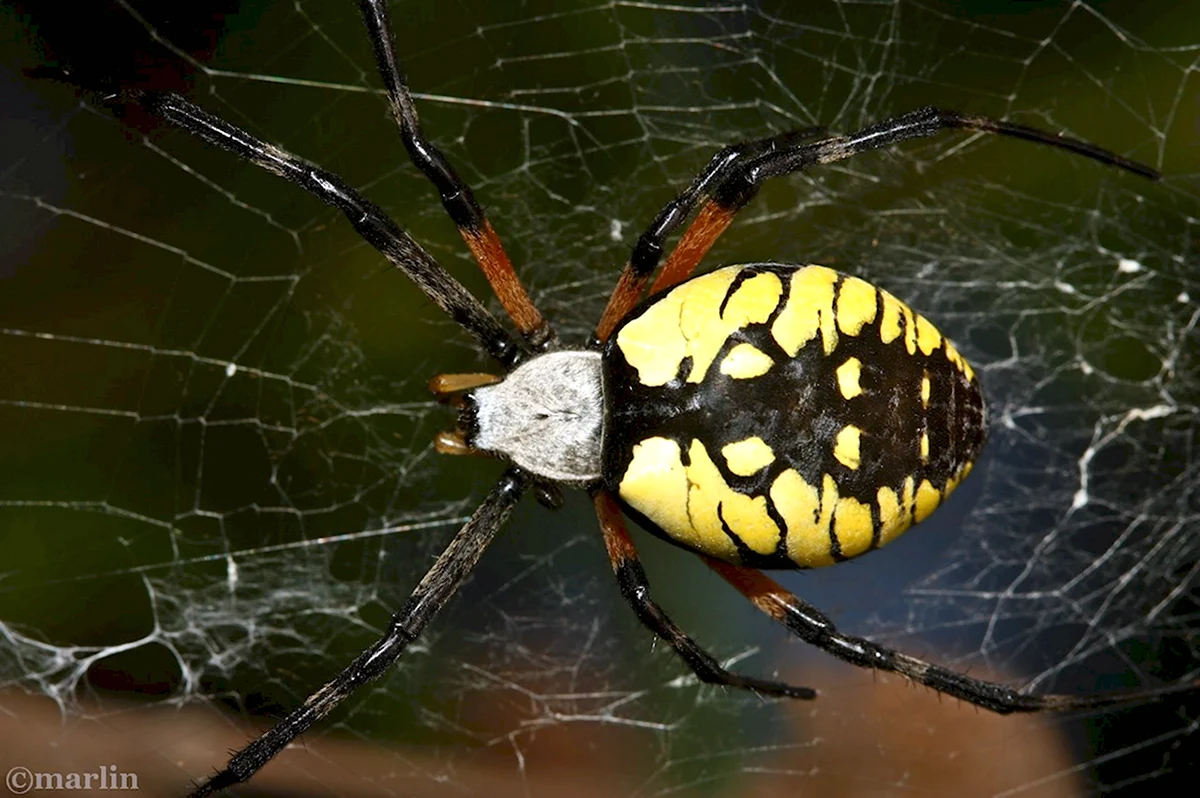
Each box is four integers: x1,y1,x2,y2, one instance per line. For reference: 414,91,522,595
601,263,987,569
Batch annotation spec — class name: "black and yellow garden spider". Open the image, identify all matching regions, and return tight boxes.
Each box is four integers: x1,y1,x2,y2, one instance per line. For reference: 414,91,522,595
89,2,1194,795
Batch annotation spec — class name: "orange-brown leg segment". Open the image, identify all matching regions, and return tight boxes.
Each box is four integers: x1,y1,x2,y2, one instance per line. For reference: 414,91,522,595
429,372,501,398
649,201,735,295
459,221,551,349
592,127,826,345
592,490,816,699
703,557,1196,713
434,430,478,456
361,0,554,354
594,265,651,345
594,200,735,343
598,108,1160,346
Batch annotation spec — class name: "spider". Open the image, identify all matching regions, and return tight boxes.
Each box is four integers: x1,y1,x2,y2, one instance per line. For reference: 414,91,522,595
87,1,1191,794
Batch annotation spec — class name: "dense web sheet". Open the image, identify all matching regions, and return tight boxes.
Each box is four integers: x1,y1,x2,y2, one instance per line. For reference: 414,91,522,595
1,0,1198,795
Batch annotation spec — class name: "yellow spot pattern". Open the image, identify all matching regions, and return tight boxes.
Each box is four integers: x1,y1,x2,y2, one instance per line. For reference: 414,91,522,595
876,487,902,543
849,275,959,364
835,276,878,336
915,479,942,523
915,314,943,356
836,357,863,399
833,425,861,470
618,433,930,567
612,264,984,570
878,289,918,355
903,301,918,355
771,265,838,356
774,471,838,568
605,457,909,569
944,460,974,497
721,437,776,476
944,337,975,382
620,438,968,568
877,476,916,546
720,343,774,379
618,264,970,386
685,441,780,555
618,437,781,561
879,291,904,345
615,268,783,387
618,437,699,549
834,496,874,558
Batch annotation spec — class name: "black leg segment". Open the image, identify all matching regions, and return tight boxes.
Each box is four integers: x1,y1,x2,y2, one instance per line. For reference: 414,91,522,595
593,490,816,700
188,469,529,797
359,0,555,352
704,557,1197,715
136,90,522,369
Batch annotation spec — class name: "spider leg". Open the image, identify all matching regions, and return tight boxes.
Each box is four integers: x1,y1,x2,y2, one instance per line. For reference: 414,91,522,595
593,490,816,699
641,106,1162,308
134,91,523,369
360,0,554,353
188,469,529,798
703,556,1198,714
594,126,825,344
429,372,501,398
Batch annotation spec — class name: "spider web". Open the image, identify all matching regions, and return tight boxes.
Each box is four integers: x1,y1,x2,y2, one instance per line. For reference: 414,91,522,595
2,0,1198,795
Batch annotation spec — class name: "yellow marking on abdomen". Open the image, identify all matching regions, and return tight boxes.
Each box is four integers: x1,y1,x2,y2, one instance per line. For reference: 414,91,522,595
615,267,783,387
944,337,975,382
900,476,916,528
915,479,942,523
681,271,782,383
834,495,873,558
902,301,917,355
621,438,954,568
771,265,838,356
683,441,779,556
612,265,984,570
878,280,946,361
618,436,702,549
720,342,774,379
833,425,861,470
836,357,863,399
836,276,878,335
774,470,837,568
879,292,904,345
722,437,775,476
618,435,782,561
945,460,975,497
875,485,912,546
915,314,943,356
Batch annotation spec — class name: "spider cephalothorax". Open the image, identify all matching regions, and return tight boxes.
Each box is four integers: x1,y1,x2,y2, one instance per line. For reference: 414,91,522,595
462,350,605,484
